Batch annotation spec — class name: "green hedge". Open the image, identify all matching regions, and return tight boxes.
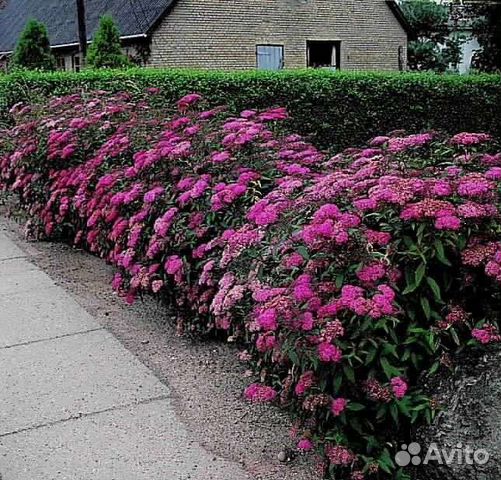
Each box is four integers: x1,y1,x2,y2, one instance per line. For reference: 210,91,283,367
1,68,500,150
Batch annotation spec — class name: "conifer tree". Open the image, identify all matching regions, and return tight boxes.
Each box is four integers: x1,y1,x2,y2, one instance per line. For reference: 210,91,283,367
86,15,131,69
11,19,56,71
401,0,464,72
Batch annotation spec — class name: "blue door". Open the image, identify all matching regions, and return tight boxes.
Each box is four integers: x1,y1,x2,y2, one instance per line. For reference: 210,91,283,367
257,45,284,70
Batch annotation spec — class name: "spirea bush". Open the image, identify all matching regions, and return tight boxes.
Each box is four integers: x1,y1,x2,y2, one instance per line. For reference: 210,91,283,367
1,91,501,479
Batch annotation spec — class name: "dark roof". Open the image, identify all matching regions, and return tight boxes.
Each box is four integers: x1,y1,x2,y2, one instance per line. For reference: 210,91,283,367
386,1,412,34
0,0,175,53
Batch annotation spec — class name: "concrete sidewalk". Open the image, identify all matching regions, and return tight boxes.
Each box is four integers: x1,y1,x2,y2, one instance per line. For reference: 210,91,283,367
0,230,248,480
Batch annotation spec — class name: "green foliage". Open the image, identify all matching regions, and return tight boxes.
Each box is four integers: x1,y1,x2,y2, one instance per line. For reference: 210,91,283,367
0,68,500,151
401,0,463,72
470,3,501,73
86,15,131,69
406,40,445,72
401,0,449,42
10,19,56,72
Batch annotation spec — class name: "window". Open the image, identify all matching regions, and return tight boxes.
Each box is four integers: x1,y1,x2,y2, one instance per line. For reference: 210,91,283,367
398,46,404,71
307,41,341,70
256,45,284,71
56,56,66,71
72,54,81,72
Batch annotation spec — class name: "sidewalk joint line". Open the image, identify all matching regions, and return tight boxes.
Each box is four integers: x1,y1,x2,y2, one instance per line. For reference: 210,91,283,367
0,394,171,438
0,327,105,351
0,255,27,263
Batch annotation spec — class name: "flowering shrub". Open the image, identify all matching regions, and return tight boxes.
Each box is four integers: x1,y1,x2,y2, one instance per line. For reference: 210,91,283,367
1,90,501,479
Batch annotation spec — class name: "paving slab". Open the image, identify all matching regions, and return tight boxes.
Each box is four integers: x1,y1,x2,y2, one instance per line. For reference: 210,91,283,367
0,258,56,296
0,398,248,480
0,286,100,348
0,227,249,480
0,329,169,436
0,233,25,260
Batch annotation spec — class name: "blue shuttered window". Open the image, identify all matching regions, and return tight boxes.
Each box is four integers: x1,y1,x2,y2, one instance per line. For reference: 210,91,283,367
256,45,284,70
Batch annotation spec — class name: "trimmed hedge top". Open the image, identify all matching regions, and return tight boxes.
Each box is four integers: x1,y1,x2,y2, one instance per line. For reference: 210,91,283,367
0,68,500,150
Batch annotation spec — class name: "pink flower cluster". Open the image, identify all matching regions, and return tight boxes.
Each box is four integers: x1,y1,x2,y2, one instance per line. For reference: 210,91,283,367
387,133,434,153
390,377,408,399
300,204,360,248
450,132,492,146
244,383,278,403
318,342,343,363
326,445,355,466
295,370,315,396
356,262,386,284
331,397,348,416
472,324,501,344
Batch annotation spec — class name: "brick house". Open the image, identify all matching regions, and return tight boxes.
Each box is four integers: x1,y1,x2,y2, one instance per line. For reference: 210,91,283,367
0,0,409,72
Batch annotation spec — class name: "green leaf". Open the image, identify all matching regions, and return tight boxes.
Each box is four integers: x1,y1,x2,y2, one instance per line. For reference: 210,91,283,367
403,235,414,248
380,357,400,379
450,327,461,346
347,402,366,411
411,410,420,423
379,448,396,474
397,399,411,417
403,263,426,294
425,409,432,424
349,417,365,435
390,403,399,426
426,276,442,301
365,348,378,364
411,352,420,368
383,343,399,359
343,365,355,383
333,374,343,393
288,349,299,365
296,245,310,260
402,284,416,295
429,360,440,375
415,263,426,287
434,239,452,266
396,469,412,480
420,296,431,320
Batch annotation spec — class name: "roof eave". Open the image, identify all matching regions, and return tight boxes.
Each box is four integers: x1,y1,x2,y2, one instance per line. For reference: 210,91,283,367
0,33,149,55
386,0,413,35
52,33,148,49
146,0,179,35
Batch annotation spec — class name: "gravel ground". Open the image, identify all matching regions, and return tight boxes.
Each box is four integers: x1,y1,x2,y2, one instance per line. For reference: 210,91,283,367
414,348,501,480
0,209,318,480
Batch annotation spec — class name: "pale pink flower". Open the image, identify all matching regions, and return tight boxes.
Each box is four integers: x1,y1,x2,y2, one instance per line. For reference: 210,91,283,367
331,397,348,416
391,377,408,399
318,342,342,363
297,438,314,451
244,383,277,403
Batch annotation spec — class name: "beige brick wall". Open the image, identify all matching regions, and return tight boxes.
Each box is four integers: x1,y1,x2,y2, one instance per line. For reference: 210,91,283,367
147,0,408,71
